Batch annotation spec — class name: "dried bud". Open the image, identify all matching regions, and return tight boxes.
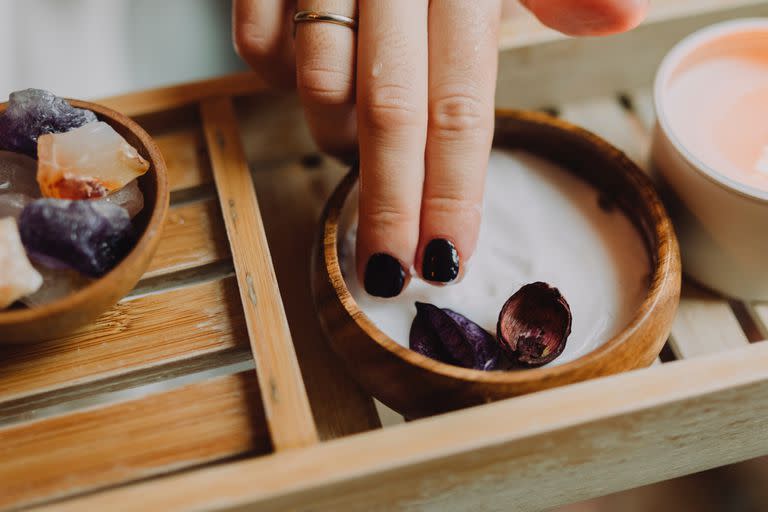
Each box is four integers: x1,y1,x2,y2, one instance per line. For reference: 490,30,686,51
497,282,572,367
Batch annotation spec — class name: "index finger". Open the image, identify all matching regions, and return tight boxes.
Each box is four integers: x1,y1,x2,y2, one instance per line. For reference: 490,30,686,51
417,0,500,284
355,0,429,298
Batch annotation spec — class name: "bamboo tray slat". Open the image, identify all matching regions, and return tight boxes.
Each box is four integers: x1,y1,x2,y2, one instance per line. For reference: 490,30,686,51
32,342,768,512
0,372,269,511
153,128,213,191
3,2,768,510
0,278,247,407
200,96,318,450
145,199,229,278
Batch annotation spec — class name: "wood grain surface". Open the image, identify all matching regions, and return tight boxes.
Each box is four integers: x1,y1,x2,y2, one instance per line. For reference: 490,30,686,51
0,278,247,405
35,341,768,512
1,372,269,510
669,283,750,358
145,199,229,278
155,127,213,191
201,96,318,450
100,72,268,119
250,156,382,439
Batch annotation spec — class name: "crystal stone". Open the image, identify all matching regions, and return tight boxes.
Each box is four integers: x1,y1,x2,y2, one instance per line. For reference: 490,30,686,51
0,217,43,309
0,89,96,156
21,264,92,307
37,121,150,199
20,199,135,277
100,179,144,218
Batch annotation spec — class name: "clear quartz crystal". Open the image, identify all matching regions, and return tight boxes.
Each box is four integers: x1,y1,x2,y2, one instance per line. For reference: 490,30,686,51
100,179,144,218
0,217,43,309
37,121,150,199
21,264,92,307
0,150,40,197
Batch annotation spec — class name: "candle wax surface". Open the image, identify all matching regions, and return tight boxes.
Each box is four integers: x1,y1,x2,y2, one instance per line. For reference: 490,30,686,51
665,47,768,192
339,150,650,367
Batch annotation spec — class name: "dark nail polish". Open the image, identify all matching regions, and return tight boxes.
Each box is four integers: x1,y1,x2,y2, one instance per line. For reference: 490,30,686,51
422,239,459,283
364,253,406,298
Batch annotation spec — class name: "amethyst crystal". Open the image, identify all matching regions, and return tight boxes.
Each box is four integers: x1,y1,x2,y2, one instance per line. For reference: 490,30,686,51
410,302,500,371
497,282,572,367
19,199,135,277
0,89,97,156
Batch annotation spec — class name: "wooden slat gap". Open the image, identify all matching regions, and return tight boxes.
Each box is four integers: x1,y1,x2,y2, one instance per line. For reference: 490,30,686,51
169,184,217,207
0,347,253,427
128,260,235,300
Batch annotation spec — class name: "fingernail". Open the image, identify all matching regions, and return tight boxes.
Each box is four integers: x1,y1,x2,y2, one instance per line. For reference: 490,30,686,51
364,253,406,298
422,239,460,283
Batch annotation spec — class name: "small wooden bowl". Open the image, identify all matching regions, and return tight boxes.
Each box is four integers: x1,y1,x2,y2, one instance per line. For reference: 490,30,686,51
313,110,681,418
0,99,169,343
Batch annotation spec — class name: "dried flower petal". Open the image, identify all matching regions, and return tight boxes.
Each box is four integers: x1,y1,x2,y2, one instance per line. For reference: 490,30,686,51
410,302,500,371
409,306,454,365
497,282,572,367
442,309,500,371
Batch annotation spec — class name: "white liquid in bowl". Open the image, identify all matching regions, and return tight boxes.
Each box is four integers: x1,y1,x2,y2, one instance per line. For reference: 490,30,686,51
339,149,650,367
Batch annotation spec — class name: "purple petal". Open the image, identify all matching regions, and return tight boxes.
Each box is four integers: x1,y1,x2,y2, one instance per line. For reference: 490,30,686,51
409,306,454,365
444,309,501,371
410,302,500,371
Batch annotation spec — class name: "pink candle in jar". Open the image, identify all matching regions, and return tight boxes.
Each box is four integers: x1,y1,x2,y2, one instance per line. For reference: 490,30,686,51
661,20,768,192
653,19,768,300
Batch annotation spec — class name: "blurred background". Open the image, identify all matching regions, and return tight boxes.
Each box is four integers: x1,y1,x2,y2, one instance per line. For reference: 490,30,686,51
0,0,243,98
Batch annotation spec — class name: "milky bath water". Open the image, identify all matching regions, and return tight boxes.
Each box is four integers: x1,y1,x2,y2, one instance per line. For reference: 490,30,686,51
340,149,650,367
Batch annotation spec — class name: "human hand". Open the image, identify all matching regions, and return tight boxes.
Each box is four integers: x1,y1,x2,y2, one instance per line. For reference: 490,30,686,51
234,0,648,297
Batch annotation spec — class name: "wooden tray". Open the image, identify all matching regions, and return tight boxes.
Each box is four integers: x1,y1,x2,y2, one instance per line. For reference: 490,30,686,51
3,2,768,510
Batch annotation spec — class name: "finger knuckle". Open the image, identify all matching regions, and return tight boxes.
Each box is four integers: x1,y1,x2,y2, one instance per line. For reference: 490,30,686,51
363,203,419,232
233,23,272,61
362,84,424,132
429,92,491,139
297,64,354,105
423,193,481,219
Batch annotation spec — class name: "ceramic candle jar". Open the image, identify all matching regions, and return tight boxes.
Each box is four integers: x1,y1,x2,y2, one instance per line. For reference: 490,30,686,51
653,18,768,300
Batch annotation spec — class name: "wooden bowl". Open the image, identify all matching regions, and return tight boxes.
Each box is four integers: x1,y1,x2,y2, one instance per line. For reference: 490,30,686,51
313,110,681,418
0,99,169,343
